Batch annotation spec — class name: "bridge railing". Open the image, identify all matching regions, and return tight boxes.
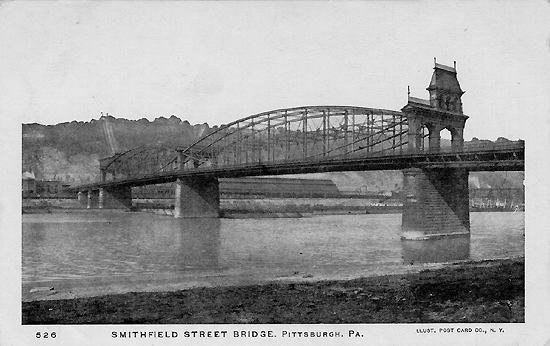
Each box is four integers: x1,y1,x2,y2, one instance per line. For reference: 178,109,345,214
436,140,525,154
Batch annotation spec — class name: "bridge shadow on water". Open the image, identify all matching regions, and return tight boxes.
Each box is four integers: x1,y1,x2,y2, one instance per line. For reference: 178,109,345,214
159,217,222,272
401,236,470,265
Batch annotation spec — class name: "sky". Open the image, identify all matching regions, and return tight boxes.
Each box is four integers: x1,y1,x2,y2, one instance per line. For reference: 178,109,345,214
1,1,549,141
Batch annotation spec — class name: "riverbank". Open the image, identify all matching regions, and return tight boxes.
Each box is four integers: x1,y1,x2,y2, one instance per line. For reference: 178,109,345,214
22,257,524,324
23,197,521,217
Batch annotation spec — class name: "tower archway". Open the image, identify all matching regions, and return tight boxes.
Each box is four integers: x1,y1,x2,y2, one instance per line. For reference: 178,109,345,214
440,127,453,150
420,124,430,152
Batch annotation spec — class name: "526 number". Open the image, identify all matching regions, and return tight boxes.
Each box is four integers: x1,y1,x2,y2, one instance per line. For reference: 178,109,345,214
36,332,56,339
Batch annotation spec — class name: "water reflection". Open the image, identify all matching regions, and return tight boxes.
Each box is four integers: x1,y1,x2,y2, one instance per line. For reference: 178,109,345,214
101,216,222,273
22,213,222,281
174,218,221,270
401,236,470,265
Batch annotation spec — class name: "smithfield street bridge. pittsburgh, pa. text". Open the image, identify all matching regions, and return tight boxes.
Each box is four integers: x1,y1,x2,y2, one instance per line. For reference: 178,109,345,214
72,61,524,240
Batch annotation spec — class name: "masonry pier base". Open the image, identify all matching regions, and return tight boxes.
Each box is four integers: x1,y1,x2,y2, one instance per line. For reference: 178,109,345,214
86,190,99,209
98,186,132,209
401,168,470,240
174,176,220,218
77,191,86,207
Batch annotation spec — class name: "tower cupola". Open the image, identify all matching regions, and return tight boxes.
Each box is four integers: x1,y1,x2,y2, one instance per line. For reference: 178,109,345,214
427,60,465,114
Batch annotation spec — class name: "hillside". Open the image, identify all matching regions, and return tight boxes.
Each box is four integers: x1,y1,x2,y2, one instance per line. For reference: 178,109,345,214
22,116,214,184
22,116,524,191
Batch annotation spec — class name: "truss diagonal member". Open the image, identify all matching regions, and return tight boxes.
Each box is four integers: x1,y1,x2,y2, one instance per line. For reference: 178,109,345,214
328,120,408,157
104,147,180,178
350,130,408,156
151,157,179,174
105,147,152,173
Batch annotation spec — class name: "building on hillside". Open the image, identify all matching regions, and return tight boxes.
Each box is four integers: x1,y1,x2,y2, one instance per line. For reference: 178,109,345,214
22,178,38,196
22,175,76,199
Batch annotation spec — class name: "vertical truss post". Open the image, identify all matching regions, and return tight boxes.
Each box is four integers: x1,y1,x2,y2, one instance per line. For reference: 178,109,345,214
392,114,396,154
245,122,249,164
351,109,356,154
222,129,227,166
381,113,385,152
285,111,289,161
366,111,370,154
368,111,373,154
326,109,331,155
303,109,308,159
344,110,349,155
400,115,404,154
177,150,184,171
255,122,259,163
322,110,327,157
251,122,255,163
210,135,214,165
237,123,241,165
250,125,255,164
273,116,277,162
267,115,271,163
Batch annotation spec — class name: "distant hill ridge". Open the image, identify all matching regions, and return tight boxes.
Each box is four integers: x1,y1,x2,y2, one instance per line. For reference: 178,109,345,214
23,115,216,184
22,116,524,190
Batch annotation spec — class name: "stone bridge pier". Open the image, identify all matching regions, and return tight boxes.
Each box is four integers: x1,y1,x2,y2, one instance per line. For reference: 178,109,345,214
174,176,220,218
99,186,132,209
84,190,99,209
401,168,470,240
78,187,132,209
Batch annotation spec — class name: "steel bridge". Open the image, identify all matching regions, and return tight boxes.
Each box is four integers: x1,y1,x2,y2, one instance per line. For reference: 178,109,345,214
73,61,525,240
76,105,522,190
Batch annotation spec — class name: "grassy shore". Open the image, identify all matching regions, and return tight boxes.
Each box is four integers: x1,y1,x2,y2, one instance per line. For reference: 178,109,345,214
22,257,524,324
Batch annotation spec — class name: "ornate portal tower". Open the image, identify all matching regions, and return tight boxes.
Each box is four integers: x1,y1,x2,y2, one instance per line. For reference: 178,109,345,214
402,59,468,153
400,60,470,240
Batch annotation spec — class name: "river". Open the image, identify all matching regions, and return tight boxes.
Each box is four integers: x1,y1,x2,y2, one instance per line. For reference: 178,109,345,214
22,211,524,301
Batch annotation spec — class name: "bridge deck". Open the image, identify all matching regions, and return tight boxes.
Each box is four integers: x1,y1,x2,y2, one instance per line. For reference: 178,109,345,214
73,143,524,191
